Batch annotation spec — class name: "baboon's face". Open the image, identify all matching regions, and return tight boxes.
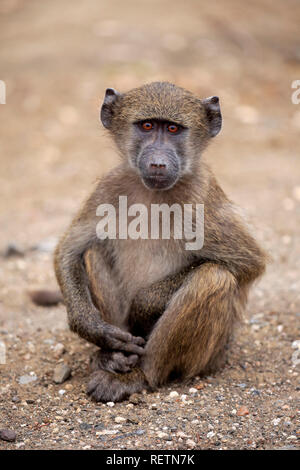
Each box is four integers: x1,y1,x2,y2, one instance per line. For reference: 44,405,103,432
100,82,222,191
130,119,186,190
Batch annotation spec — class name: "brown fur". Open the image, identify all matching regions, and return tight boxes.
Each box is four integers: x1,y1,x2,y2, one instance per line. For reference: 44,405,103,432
54,82,266,402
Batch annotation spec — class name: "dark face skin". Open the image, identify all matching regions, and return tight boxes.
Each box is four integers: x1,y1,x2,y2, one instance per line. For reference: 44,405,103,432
132,119,186,191
100,86,222,192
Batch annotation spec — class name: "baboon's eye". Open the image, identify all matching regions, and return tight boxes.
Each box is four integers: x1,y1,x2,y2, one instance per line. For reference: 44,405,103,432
167,124,179,133
142,122,153,131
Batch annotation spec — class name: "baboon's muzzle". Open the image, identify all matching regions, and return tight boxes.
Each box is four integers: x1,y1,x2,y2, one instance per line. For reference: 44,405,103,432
138,146,180,190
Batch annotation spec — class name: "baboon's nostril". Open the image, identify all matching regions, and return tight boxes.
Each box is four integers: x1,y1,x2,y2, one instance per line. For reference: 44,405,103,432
150,163,166,169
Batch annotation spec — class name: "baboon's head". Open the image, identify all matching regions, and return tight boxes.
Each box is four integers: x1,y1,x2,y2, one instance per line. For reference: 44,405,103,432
100,82,221,191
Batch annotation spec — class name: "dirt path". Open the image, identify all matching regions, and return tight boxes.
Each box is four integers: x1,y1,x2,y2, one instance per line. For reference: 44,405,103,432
0,0,299,449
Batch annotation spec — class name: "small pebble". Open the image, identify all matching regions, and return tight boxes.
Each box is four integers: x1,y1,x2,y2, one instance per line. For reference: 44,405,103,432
94,424,104,431
27,343,35,354
129,393,142,405
80,423,93,431
29,289,63,307
107,402,115,407
114,416,126,423
156,431,168,439
18,374,37,385
292,340,300,350
237,406,249,416
15,442,24,448
96,429,118,436
292,350,300,366
53,363,71,384
0,341,6,364
177,431,188,438
149,403,157,410
237,383,246,388
189,388,197,394
53,343,65,358
195,383,204,390
186,439,196,448
0,429,16,442
169,391,179,398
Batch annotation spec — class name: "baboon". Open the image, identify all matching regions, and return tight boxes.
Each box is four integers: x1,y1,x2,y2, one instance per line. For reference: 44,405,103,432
54,82,266,402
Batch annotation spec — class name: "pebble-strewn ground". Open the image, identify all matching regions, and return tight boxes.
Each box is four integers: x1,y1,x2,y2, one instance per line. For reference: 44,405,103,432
0,0,299,450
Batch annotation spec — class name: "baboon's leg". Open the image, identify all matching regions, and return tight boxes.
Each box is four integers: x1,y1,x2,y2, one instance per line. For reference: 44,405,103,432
87,367,148,403
84,244,124,328
142,262,245,387
127,262,204,338
84,244,144,375
87,259,201,402
85,245,201,377
89,349,139,374
87,262,246,402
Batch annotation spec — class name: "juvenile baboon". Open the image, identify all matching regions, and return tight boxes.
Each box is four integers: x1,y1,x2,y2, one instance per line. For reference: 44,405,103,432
54,82,266,402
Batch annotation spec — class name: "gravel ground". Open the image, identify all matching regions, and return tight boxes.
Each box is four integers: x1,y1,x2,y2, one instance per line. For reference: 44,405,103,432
0,0,299,450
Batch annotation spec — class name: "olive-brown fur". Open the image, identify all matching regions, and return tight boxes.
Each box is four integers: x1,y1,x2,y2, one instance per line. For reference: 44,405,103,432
54,82,266,402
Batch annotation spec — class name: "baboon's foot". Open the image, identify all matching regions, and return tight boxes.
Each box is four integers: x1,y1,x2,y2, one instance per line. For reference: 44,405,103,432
87,368,148,402
90,349,139,374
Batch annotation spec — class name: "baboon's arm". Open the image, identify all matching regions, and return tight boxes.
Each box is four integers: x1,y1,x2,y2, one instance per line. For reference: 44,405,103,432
203,214,266,285
54,207,144,354
199,181,267,285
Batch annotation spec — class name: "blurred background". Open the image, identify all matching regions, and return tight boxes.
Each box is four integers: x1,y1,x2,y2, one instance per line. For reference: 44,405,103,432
0,0,299,451
0,0,299,244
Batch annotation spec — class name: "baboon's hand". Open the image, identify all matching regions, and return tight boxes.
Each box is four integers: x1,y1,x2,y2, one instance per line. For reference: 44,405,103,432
99,323,145,355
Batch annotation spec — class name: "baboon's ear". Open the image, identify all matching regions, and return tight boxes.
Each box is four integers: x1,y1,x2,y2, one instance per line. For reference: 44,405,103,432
100,88,120,129
201,96,222,137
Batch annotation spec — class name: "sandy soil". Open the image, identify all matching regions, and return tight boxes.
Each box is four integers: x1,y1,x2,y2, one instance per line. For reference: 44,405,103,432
0,0,299,450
